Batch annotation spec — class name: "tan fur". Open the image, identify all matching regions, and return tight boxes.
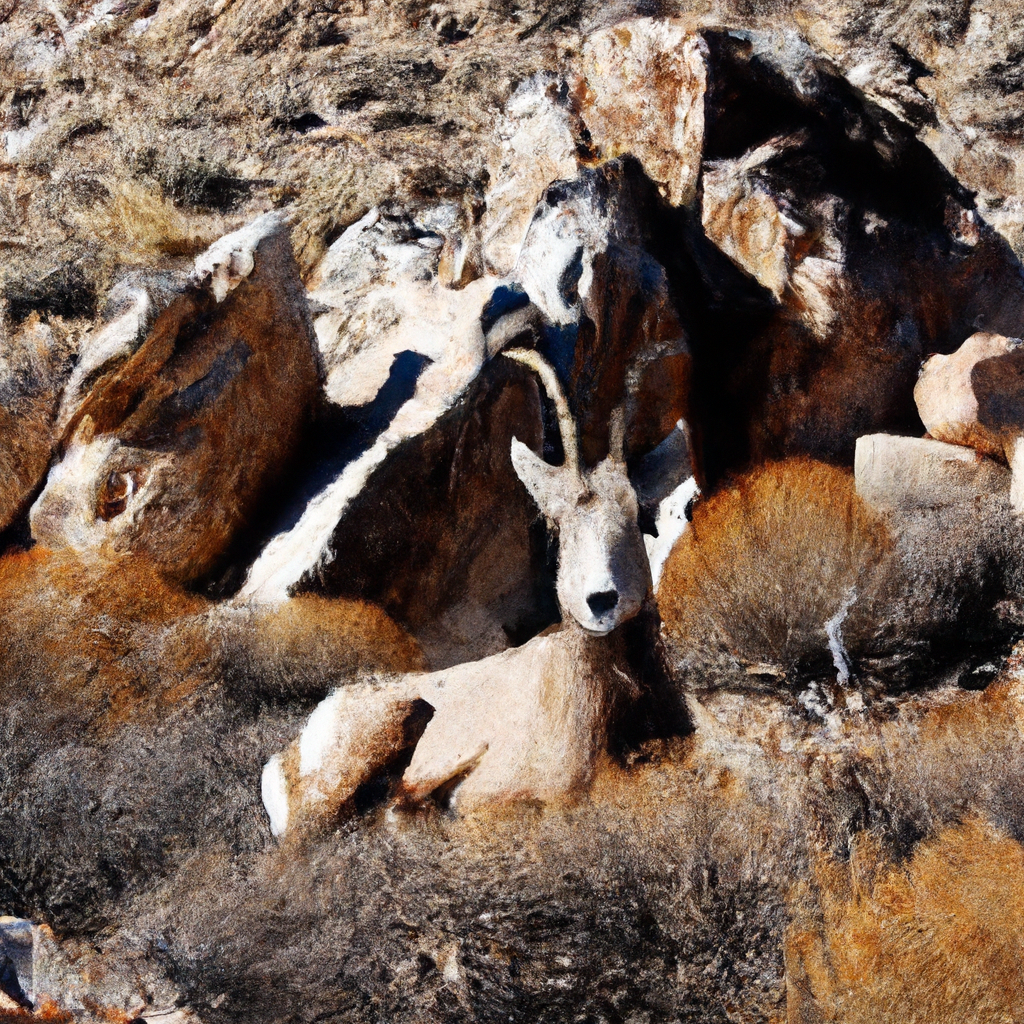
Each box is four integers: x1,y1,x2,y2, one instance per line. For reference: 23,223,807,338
263,620,638,835
264,351,658,833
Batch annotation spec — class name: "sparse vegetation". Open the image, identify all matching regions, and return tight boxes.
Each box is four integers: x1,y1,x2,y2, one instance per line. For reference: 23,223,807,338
69,176,229,259
790,817,1024,1024
658,458,890,686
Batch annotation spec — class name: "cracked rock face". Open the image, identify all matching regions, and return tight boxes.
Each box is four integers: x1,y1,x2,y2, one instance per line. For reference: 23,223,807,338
579,19,707,207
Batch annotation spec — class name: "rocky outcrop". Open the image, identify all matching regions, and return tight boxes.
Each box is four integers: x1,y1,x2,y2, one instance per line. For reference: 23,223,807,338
689,29,1024,474
28,212,320,584
7,5,1024,1024
915,332,1024,456
0,313,76,535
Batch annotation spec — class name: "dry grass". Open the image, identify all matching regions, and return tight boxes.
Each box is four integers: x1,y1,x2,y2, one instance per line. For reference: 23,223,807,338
658,458,890,684
69,177,228,260
789,817,1024,1024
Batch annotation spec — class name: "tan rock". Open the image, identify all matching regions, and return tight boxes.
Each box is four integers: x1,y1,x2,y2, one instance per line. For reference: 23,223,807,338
914,331,1024,459
480,75,582,277
702,136,845,305
854,433,1010,511
579,19,706,207
29,213,320,583
914,332,1024,511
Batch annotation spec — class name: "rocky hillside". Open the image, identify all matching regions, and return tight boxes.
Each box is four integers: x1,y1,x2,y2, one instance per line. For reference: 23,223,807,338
3,2,1024,1022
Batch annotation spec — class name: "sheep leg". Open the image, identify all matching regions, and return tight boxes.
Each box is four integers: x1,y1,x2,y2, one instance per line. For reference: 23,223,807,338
262,678,416,836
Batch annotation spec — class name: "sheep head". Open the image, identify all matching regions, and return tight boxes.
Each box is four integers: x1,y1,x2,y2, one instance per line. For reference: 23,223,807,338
504,348,652,635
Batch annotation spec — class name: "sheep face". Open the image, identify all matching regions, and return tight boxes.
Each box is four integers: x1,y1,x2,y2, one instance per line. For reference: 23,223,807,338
511,439,651,634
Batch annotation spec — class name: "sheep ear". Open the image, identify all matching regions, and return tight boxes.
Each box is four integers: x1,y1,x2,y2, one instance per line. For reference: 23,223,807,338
511,437,572,521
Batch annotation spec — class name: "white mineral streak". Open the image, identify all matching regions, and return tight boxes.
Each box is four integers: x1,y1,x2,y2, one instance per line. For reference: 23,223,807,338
646,476,699,588
825,587,857,686
261,754,290,836
190,211,283,302
2,122,47,160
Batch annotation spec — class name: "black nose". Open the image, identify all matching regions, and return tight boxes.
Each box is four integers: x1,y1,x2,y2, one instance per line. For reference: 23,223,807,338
587,590,619,616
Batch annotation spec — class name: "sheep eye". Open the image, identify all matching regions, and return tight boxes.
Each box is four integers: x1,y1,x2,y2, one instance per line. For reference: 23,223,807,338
97,470,136,521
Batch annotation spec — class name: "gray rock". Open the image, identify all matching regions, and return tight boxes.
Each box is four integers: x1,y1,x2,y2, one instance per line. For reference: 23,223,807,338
854,433,1011,511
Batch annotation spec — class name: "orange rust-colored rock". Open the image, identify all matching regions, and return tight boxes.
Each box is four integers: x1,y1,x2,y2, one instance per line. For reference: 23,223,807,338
579,19,707,207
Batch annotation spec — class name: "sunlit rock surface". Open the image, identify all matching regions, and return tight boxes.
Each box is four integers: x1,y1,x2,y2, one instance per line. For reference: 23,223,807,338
27,212,321,584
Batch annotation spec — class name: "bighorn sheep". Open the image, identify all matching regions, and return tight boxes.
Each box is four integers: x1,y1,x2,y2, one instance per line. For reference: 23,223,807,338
262,348,681,833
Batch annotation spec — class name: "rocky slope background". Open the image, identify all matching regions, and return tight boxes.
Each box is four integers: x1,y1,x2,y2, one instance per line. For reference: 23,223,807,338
4,1,1024,1022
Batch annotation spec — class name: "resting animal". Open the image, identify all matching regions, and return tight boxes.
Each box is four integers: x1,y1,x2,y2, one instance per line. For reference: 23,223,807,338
262,347,685,831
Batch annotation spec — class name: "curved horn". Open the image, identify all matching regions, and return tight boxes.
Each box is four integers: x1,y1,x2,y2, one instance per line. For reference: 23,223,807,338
502,347,579,472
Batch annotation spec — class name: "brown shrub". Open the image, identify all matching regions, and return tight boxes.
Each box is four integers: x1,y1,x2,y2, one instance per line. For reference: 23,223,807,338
788,817,1024,1024
658,458,889,685
69,177,228,260
0,548,423,734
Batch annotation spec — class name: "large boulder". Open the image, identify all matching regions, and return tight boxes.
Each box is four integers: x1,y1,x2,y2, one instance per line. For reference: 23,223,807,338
854,433,1011,511
914,331,1024,460
239,201,548,665
685,30,1024,478
578,19,707,208
0,313,76,536
305,205,498,411
29,213,321,584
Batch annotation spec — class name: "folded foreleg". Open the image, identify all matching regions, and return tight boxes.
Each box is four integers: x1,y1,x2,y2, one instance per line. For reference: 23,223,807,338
262,676,417,836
